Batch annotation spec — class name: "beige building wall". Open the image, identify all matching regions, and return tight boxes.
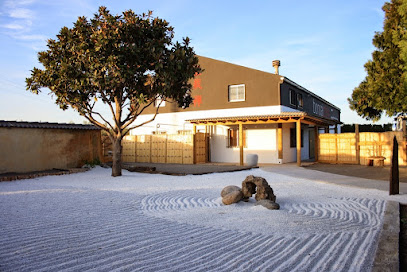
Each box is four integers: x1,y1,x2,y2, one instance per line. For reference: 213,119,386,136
0,128,102,174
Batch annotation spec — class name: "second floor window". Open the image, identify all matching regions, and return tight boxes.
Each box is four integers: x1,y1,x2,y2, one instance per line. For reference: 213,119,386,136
228,84,245,102
289,89,296,106
297,93,303,108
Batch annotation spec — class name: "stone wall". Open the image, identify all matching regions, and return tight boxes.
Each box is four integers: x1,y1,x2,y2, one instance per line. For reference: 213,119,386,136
0,126,102,174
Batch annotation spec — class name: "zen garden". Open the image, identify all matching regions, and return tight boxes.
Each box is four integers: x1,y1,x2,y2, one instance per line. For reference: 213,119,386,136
2,1,407,271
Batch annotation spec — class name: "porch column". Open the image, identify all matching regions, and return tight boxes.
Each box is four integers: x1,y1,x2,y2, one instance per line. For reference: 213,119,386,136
193,124,197,134
278,123,283,161
296,120,301,166
239,123,244,166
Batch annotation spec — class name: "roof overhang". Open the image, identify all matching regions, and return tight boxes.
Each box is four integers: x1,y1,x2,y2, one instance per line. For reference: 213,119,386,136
186,112,340,127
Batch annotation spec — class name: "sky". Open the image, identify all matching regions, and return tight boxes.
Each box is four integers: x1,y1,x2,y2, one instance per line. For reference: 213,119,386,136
0,0,394,125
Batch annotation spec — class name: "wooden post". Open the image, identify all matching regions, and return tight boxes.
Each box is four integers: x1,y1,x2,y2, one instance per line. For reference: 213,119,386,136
278,123,283,161
193,124,197,134
149,135,152,163
239,123,244,166
335,132,338,163
314,126,319,161
193,133,196,164
164,135,167,163
355,124,360,165
296,120,301,166
390,136,399,195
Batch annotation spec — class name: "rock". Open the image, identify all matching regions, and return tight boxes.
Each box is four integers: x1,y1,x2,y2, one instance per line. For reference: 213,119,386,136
222,190,243,205
255,199,280,210
242,175,276,202
221,185,241,197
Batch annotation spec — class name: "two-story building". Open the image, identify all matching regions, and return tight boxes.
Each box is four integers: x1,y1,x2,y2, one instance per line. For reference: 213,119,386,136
131,56,341,165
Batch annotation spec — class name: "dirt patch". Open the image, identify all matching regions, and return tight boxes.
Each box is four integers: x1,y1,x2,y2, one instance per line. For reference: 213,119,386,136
303,163,407,183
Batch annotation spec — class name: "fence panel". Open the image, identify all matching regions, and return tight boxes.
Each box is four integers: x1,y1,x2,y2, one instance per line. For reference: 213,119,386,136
166,135,184,164
318,134,337,162
337,133,357,163
318,131,406,166
122,136,136,162
121,133,207,164
151,135,167,163
136,135,151,163
194,133,208,163
182,134,194,164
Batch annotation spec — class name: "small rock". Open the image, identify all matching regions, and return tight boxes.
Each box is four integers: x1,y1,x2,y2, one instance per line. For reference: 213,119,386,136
221,185,241,197
222,190,243,205
255,199,280,210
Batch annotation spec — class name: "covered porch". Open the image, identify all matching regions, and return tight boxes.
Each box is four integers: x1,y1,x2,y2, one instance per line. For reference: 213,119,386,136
187,112,340,166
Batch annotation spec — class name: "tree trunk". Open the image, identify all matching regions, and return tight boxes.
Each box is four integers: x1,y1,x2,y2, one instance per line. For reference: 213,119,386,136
112,137,122,177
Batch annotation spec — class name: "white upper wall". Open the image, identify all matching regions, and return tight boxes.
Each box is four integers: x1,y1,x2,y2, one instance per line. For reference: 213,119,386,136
130,105,299,135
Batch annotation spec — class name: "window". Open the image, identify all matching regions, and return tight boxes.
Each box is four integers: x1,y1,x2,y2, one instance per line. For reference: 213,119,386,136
289,89,296,106
228,84,245,102
227,128,247,148
290,128,304,148
297,93,303,108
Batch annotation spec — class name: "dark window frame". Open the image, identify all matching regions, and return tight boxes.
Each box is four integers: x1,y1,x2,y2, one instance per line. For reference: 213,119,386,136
289,89,296,106
297,93,303,108
290,128,304,148
227,128,247,148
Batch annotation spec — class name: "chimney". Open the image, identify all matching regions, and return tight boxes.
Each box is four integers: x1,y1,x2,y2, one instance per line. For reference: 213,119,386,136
272,60,281,75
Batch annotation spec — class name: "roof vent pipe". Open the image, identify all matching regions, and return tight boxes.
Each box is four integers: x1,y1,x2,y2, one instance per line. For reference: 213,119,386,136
272,60,281,75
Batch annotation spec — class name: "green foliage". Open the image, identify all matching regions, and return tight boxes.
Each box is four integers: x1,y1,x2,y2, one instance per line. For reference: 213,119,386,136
348,0,407,121
83,158,101,167
26,6,202,176
26,6,202,136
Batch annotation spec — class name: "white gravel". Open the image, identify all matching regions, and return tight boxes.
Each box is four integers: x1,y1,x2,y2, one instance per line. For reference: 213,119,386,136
1,167,406,271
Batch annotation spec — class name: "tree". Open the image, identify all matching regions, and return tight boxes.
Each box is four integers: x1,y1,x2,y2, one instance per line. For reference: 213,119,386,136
348,0,407,121
26,6,202,176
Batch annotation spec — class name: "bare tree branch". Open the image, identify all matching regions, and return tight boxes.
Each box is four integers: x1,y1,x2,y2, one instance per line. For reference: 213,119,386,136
122,99,162,135
122,99,156,131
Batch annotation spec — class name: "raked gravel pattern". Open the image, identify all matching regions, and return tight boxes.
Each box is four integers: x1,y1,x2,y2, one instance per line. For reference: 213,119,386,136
0,167,405,271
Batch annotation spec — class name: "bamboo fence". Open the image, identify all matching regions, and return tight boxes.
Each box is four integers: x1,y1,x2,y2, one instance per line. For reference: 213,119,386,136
121,133,208,164
318,131,406,166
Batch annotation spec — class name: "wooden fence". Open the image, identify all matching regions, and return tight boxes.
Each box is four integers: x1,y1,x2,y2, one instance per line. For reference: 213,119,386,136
318,131,406,166
121,133,208,164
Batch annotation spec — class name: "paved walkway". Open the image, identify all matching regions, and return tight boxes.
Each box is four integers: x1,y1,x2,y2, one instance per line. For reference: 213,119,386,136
122,162,254,175
261,163,407,195
123,161,407,194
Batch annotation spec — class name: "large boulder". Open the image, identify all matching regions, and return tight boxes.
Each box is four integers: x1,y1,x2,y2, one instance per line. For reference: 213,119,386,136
221,185,241,197
222,190,243,205
242,175,276,202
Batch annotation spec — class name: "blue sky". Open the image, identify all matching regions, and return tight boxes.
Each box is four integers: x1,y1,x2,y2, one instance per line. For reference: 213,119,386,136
0,0,393,124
